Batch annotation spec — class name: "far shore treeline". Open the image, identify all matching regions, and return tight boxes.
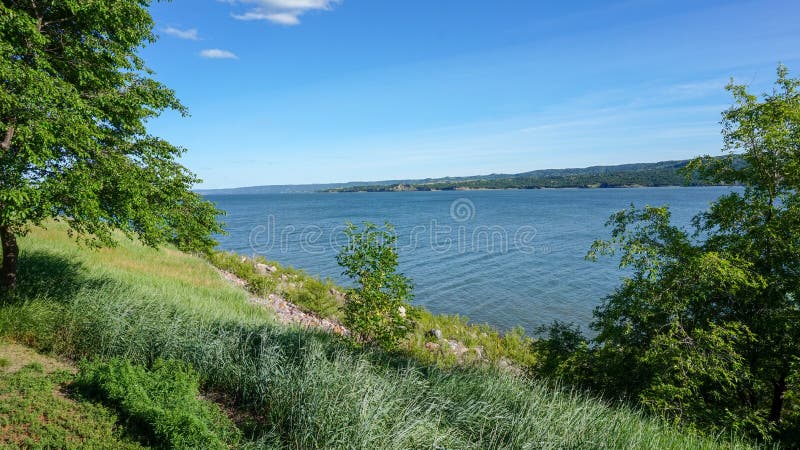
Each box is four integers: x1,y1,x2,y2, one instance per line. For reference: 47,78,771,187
322,158,738,192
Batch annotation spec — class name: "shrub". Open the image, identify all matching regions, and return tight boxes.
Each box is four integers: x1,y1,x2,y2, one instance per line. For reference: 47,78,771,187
337,222,416,349
73,358,240,449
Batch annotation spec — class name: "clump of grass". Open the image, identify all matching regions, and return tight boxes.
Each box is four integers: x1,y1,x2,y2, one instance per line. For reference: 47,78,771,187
284,278,343,319
0,358,9,369
21,361,44,373
408,311,538,367
74,358,240,449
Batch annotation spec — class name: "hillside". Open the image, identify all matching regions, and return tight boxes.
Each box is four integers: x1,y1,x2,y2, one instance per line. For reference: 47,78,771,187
0,224,751,448
325,159,721,192
195,158,729,195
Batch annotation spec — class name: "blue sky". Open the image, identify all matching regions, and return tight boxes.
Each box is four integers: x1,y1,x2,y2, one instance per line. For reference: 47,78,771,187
142,0,800,188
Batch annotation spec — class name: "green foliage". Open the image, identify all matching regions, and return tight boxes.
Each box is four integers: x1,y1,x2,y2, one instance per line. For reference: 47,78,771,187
208,251,278,297
284,277,342,319
0,225,752,448
531,321,592,381
409,312,538,367
0,363,143,449
0,0,223,279
533,66,800,445
74,358,240,449
337,222,416,349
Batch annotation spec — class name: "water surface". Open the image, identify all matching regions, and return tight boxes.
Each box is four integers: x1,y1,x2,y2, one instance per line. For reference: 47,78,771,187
208,187,732,333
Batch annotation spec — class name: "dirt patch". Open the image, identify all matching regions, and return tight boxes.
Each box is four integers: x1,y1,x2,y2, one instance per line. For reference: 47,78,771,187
0,342,76,374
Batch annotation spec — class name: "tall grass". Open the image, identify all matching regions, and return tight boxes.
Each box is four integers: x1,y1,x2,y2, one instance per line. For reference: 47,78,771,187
0,225,754,449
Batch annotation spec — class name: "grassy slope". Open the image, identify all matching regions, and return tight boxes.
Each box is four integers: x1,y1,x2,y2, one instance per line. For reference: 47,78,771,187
0,224,752,449
0,342,144,449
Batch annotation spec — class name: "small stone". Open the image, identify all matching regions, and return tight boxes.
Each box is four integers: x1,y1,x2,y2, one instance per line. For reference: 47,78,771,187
426,329,443,340
254,263,277,274
425,342,440,351
445,339,468,356
398,306,406,318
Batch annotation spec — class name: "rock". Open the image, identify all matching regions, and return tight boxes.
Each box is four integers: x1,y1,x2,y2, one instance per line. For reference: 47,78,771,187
426,329,443,340
240,256,247,263
425,342,440,351
398,306,406,318
445,339,468,357
254,263,277,275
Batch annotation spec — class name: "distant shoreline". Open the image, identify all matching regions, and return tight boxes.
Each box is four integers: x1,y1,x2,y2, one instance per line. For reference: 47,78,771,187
197,157,740,195
320,183,733,193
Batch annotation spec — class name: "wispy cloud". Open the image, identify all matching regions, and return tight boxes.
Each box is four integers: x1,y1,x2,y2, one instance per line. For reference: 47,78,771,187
163,26,200,40
226,0,341,26
663,78,729,99
200,49,239,59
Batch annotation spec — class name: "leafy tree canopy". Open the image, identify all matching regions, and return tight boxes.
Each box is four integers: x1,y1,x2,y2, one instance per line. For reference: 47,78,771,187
536,66,800,445
0,0,223,289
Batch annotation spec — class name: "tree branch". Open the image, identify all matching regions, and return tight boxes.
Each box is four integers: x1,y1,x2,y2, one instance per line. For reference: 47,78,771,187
0,124,15,151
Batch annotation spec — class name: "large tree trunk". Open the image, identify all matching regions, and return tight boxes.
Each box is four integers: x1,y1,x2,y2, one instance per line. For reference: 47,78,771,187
0,225,18,291
768,372,788,423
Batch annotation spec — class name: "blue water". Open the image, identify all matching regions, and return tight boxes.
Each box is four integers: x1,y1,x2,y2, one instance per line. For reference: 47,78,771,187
206,187,733,333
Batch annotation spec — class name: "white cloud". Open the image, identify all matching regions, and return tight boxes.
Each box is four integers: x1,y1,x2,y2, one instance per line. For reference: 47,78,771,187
226,0,341,26
163,26,200,40
200,49,239,59
664,78,729,99
262,12,302,25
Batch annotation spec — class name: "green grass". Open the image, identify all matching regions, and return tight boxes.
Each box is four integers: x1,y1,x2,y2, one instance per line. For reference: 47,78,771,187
74,358,240,449
0,349,143,449
0,224,756,448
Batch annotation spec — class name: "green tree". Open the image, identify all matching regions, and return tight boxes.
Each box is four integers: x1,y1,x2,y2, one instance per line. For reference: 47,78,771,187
581,66,800,443
0,1,223,290
337,222,416,349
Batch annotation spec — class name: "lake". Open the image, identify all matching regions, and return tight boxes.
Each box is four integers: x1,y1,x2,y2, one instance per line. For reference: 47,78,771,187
206,187,733,334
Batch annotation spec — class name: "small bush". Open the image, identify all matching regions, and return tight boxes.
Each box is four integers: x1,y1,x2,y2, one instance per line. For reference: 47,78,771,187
74,358,240,449
337,222,416,349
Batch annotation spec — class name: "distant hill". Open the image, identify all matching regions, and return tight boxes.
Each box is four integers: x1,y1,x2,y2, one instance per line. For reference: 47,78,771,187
196,173,530,195
197,158,729,195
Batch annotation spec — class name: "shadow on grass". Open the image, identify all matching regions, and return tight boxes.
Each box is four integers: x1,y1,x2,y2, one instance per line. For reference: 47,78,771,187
7,249,114,304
